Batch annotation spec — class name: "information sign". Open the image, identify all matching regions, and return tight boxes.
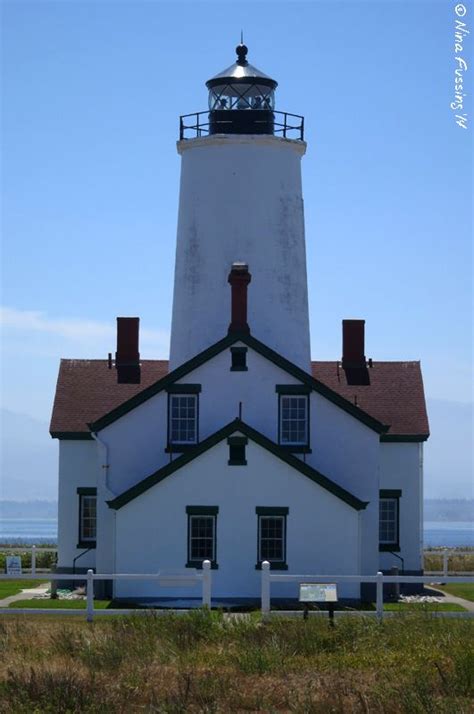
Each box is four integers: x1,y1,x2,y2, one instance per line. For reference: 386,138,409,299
299,583,338,603
6,556,22,576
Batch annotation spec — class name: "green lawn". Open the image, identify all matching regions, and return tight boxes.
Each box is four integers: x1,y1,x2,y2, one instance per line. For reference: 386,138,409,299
0,580,39,599
9,598,112,609
435,583,474,602
384,602,466,612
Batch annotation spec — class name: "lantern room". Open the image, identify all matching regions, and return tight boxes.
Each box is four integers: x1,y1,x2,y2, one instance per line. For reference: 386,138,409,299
206,43,277,135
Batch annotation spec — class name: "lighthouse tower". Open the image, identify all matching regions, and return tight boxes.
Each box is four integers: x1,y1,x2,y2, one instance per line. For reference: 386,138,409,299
169,43,311,371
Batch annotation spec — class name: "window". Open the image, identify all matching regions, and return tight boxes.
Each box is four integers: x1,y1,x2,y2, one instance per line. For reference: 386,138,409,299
186,506,218,568
256,507,288,570
77,488,97,548
276,386,311,448
379,490,401,551
167,385,201,450
230,346,248,371
227,436,247,465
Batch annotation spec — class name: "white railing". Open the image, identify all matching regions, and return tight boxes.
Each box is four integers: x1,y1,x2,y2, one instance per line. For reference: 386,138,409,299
1,545,58,574
0,560,212,622
423,548,473,576
260,561,474,620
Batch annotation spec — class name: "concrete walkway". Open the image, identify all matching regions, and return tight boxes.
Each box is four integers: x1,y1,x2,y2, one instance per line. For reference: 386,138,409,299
0,583,49,608
426,585,474,612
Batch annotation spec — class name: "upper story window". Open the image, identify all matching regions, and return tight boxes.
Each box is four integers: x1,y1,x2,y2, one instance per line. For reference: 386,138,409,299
379,489,401,552
276,386,311,449
167,385,201,449
77,487,97,548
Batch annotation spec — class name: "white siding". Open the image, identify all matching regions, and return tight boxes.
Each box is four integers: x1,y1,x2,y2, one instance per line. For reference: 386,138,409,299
114,436,361,600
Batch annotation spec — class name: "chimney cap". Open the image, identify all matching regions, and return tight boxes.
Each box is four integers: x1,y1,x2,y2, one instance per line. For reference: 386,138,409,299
230,262,249,272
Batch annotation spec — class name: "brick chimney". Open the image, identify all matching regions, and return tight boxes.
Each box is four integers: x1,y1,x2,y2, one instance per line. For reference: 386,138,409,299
116,317,140,384
228,263,251,334
342,319,366,368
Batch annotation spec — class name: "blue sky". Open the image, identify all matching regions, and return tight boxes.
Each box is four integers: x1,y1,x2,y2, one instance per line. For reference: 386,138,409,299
1,1,472,496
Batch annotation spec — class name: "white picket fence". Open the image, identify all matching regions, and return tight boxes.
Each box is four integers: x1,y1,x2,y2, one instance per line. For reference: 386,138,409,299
259,561,474,620
0,561,212,622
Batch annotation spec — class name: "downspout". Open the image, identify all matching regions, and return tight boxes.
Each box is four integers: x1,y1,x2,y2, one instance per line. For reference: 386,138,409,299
419,442,424,572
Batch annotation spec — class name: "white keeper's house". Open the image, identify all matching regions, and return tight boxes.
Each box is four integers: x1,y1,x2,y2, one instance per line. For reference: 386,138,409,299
50,44,429,602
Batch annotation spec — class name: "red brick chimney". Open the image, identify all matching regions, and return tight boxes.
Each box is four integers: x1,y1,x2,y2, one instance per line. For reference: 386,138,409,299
116,317,141,384
228,263,251,334
342,319,366,368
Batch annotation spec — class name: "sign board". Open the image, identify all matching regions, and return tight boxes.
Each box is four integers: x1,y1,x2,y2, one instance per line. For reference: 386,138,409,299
299,583,338,603
6,556,22,576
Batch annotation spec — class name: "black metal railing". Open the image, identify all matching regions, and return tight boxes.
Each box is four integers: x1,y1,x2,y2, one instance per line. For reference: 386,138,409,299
179,110,305,141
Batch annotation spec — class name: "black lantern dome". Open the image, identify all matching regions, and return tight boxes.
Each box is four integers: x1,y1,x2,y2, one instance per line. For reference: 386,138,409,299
205,44,278,135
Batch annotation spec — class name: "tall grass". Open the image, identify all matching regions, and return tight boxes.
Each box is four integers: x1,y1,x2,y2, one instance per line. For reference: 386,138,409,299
0,611,472,712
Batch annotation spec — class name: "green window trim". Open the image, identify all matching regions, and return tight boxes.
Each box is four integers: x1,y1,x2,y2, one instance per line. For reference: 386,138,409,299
256,507,289,570
166,384,202,394
227,436,247,465
275,384,312,395
167,392,199,449
278,392,310,449
77,489,97,550
186,506,218,569
230,346,248,371
379,489,401,552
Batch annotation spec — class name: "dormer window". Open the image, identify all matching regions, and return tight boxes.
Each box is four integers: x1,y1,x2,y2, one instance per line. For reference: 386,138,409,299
166,385,201,451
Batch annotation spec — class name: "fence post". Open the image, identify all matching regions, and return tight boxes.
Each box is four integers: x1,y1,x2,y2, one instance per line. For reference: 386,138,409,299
443,549,449,577
261,560,271,616
31,545,36,576
376,571,384,622
202,559,211,608
86,569,94,623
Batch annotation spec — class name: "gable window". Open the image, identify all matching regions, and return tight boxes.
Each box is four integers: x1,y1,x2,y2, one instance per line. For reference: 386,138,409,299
230,346,248,371
256,507,288,570
77,487,97,548
276,385,311,450
227,436,247,465
167,385,201,451
379,489,401,551
186,506,218,568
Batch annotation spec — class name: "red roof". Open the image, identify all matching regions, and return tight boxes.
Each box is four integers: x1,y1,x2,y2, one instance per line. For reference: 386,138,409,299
50,358,429,439
312,361,429,438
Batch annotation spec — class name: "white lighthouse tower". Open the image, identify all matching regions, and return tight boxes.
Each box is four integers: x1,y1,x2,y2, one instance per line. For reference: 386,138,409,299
170,43,311,371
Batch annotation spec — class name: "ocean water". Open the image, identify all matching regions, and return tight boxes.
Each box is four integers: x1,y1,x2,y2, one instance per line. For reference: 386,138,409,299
0,518,472,548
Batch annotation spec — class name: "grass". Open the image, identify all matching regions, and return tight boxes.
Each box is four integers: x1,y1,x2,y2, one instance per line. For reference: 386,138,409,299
9,599,112,609
0,580,39,599
384,602,466,612
424,549,474,573
435,583,474,602
0,610,472,712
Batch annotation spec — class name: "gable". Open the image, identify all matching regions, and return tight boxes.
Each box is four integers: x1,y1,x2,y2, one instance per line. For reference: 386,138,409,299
78,332,387,435
107,419,368,511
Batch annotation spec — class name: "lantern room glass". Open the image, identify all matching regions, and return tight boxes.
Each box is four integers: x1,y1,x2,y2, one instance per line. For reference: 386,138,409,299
208,83,275,111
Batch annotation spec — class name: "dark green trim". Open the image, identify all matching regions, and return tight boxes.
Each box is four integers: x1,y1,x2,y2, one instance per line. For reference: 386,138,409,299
165,444,198,453
256,506,289,515
228,459,247,465
107,419,369,511
186,561,219,570
379,490,401,552
275,384,311,395
227,436,248,446
89,332,388,434
278,445,312,454
77,487,97,495
381,434,429,443
51,432,94,440
186,508,218,568
230,346,248,371
77,541,96,549
186,506,219,515
166,384,202,394
255,562,288,570
379,544,401,553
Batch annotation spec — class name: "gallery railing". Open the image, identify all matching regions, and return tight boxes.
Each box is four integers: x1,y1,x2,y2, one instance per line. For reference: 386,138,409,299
179,110,305,141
